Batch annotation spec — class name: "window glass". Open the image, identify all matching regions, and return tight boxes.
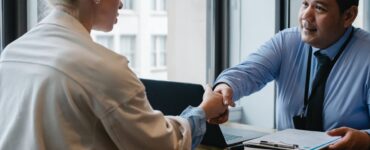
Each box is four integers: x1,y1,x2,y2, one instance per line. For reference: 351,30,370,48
151,35,166,68
95,35,114,50
123,0,134,10
152,0,167,12
37,0,50,22
120,35,136,68
32,0,208,84
91,0,207,83
228,0,276,127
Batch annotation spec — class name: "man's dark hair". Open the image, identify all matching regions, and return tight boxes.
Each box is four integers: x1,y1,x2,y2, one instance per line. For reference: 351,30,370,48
336,0,359,13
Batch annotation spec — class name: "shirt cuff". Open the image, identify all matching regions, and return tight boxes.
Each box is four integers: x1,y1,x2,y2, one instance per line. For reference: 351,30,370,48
180,106,206,149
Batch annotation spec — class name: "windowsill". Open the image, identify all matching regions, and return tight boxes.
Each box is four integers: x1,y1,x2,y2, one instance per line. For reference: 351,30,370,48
150,67,167,73
150,11,167,16
229,106,243,123
120,10,137,16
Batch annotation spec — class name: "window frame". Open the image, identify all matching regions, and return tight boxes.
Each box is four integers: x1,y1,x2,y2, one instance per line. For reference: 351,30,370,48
1,0,28,52
151,0,167,12
150,35,167,69
123,0,134,11
120,35,137,68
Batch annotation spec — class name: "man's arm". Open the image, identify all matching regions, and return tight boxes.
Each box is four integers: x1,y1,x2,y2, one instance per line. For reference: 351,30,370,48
214,31,286,102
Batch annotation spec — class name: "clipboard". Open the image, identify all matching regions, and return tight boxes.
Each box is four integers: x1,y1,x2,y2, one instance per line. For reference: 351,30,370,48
243,129,341,150
244,140,299,150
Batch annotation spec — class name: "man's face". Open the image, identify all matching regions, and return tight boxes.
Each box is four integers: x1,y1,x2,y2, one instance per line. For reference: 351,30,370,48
299,0,347,49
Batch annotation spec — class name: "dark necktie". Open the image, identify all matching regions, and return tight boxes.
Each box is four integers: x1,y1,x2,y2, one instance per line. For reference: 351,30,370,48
305,51,331,131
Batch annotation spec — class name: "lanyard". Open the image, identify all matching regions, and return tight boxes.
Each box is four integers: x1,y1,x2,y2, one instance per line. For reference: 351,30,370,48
302,27,355,114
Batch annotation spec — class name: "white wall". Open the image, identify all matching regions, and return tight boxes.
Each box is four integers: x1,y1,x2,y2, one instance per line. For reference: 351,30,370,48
167,0,207,84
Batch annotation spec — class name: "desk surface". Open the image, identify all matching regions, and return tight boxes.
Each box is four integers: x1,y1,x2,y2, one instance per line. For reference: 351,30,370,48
196,122,276,150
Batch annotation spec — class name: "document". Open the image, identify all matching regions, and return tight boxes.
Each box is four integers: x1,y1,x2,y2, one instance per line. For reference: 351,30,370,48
243,129,340,150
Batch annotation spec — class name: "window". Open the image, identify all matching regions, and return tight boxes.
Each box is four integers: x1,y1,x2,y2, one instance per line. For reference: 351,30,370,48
123,0,134,10
37,0,50,22
90,0,207,83
120,35,136,68
151,0,167,12
227,0,277,127
32,0,209,84
95,35,114,50
151,35,166,68
0,2,3,52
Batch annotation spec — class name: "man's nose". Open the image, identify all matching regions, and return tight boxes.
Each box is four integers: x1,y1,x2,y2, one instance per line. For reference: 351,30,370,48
301,6,314,23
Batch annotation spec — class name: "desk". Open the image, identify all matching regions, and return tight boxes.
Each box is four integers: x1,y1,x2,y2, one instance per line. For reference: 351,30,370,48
196,122,275,150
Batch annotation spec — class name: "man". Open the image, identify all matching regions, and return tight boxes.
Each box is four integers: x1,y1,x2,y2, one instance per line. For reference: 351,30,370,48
213,0,370,149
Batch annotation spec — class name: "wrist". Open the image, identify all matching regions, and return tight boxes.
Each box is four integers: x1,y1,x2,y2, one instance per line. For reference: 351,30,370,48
198,105,209,119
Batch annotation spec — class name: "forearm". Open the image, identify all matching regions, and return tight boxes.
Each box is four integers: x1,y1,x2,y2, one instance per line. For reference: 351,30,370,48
215,62,276,101
180,106,207,149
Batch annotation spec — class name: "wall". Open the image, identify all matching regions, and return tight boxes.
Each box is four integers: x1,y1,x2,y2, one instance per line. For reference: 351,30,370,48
167,0,207,84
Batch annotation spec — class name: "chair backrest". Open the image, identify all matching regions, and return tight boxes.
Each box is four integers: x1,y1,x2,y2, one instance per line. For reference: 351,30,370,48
140,78,204,115
140,79,226,147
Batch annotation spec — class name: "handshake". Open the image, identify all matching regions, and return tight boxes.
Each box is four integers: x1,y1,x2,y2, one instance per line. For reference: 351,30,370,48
198,83,235,124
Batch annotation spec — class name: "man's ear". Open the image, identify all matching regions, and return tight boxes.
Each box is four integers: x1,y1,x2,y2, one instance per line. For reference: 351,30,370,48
343,6,358,28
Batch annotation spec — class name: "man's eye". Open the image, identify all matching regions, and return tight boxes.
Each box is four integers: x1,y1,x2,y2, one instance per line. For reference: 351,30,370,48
302,1,308,8
316,5,326,12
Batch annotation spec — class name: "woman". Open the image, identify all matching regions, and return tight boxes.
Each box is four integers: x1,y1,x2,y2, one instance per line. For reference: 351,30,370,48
0,0,228,149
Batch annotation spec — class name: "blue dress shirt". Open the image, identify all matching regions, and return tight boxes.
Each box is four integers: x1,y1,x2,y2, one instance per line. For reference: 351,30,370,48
215,27,370,134
180,106,206,149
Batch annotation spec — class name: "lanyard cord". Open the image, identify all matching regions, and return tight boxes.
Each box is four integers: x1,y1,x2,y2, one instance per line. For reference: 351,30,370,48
302,27,355,114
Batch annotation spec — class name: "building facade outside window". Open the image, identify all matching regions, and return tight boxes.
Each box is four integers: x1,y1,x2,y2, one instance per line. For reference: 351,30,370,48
95,35,114,50
30,0,209,85
151,35,166,68
123,0,134,10
120,35,136,68
151,0,167,12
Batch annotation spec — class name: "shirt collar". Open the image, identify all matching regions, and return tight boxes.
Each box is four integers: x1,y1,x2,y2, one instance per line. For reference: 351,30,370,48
311,27,353,60
39,9,92,40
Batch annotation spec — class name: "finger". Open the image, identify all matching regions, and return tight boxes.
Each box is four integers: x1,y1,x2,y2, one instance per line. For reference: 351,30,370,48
327,127,349,136
221,91,235,107
328,135,350,150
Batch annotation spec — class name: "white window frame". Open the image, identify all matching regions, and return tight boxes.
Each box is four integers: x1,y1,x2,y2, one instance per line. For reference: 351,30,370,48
151,0,167,12
95,35,115,50
120,35,136,68
123,0,134,11
151,35,167,69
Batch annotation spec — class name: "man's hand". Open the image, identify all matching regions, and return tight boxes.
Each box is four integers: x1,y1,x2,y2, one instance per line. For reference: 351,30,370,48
327,127,370,150
214,83,235,107
199,85,228,120
207,83,235,124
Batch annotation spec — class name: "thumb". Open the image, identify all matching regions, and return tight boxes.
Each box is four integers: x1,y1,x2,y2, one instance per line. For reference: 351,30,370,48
327,127,348,137
221,90,235,107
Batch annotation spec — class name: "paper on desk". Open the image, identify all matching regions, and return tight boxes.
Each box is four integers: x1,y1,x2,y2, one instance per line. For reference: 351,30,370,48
243,129,341,150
